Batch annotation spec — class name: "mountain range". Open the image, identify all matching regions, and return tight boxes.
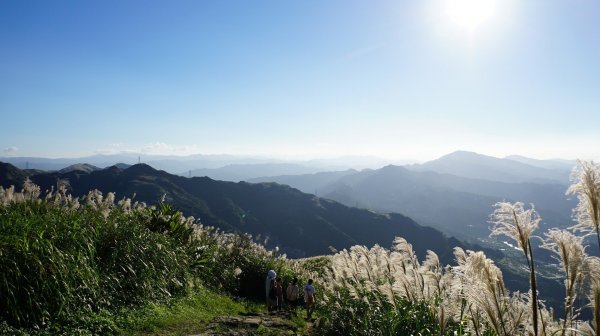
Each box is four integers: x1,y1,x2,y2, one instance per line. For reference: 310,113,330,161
0,154,394,176
2,151,578,244
0,161,464,263
250,151,577,242
185,163,324,182
409,151,572,184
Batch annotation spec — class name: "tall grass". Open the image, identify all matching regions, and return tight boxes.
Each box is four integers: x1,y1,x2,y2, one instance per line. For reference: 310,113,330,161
0,184,202,330
314,160,600,336
0,182,297,334
489,201,541,336
567,160,600,248
568,160,600,335
315,240,543,335
541,229,588,335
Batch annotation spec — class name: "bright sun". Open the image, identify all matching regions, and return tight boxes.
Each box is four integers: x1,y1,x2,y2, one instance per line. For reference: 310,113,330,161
446,0,497,32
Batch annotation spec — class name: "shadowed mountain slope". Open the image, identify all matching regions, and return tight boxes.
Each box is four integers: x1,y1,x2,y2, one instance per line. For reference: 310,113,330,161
247,169,358,193
325,165,574,238
251,164,574,240
0,162,463,263
0,162,28,189
186,163,322,182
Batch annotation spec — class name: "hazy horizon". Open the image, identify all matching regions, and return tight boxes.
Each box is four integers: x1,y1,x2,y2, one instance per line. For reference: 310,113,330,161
1,1,599,162
0,148,593,167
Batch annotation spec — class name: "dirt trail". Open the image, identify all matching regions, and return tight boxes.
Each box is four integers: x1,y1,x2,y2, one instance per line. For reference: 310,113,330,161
194,311,313,336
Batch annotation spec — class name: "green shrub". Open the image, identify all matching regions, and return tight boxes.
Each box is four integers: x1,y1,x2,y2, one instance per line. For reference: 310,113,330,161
0,184,299,333
0,188,205,329
0,201,100,327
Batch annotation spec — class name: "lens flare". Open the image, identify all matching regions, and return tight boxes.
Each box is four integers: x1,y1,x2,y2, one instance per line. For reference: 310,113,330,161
446,0,496,32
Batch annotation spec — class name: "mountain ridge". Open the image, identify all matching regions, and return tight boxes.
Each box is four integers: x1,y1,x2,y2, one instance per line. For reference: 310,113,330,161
407,150,570,184
0,161,466,263
251,163,575,240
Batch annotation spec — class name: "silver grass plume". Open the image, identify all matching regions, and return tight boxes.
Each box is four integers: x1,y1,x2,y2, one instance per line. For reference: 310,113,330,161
22,179,41,201
567,160,600,249
0,186,16,205
420,250,455,333
452,247,513,335
490,201,541,336
490,202,540,256
391,237,426,301
587,257,600,335
541,229,589,335
322,238,450,325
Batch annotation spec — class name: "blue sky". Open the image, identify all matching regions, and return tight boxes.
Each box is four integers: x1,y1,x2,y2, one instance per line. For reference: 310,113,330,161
1,0,598,161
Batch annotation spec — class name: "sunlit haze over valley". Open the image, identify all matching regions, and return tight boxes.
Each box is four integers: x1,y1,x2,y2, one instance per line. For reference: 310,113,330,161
1,0,598,162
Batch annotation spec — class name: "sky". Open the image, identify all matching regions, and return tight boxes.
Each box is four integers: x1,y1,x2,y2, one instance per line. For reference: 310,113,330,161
1,0,599,162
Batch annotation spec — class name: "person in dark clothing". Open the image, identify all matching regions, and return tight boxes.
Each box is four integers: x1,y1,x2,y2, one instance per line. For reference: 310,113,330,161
275,277,284,311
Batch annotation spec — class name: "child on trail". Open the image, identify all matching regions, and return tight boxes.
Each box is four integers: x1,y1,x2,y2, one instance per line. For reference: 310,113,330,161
304,279,316,320
275,277,284,311
286,277,300,309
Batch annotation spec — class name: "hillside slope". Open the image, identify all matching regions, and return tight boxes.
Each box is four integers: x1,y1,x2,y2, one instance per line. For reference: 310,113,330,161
0,162,463,262
250,164,574,240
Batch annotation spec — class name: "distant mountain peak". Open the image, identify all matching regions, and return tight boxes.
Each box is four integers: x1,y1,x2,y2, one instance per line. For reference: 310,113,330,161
113,163,133,170
412,150,570,184
378,164,409,174
59,163,100,174
439,150,489,159
124,163,160,175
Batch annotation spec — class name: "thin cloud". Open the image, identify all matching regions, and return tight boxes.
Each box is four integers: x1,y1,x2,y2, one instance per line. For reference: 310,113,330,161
94,143,200,156
141,142,200,155
3,146,18,155
93,143,136,155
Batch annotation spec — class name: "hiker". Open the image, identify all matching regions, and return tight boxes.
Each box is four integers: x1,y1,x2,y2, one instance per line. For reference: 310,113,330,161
265,270,277,311
275,277,284,311
304,279,316,319
286,277,300,308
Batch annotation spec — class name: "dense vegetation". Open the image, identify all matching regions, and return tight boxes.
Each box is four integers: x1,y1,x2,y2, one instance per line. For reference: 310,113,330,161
0,183,296,335
1,160,599,335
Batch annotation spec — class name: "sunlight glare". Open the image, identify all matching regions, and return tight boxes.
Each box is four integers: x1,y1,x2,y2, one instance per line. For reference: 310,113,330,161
446,0,496,32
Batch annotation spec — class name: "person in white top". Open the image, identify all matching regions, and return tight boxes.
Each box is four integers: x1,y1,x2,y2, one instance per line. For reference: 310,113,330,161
265,270,277,311
304,278,315,319
286,277,300,310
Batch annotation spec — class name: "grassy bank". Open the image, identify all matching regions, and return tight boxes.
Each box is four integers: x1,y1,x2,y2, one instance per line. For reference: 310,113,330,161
118,286,251,335
0,183,300,335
